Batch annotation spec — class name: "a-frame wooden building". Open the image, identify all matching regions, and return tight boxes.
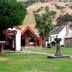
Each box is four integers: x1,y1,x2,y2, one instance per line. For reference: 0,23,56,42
21,26,45,47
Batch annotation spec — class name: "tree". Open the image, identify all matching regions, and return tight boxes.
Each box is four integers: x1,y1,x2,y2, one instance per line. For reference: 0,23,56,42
0,0,27,30
56,13,72,26
0,0,27,54
34,8,53,46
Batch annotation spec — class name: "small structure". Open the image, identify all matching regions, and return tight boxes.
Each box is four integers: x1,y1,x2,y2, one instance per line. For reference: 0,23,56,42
4,27,21,51
21,26,45,48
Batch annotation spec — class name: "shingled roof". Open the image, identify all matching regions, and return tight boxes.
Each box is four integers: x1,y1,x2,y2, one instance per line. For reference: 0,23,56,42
51,26,64,35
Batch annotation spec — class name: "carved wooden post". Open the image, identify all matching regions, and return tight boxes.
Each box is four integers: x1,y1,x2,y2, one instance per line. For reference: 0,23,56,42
0,41,6,55
0,45,3,55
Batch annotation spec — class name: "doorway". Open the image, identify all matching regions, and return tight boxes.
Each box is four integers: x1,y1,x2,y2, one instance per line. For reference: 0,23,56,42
21,39,25,46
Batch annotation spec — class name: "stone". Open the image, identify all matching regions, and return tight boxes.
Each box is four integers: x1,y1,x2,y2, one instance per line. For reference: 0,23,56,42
48,55,70,58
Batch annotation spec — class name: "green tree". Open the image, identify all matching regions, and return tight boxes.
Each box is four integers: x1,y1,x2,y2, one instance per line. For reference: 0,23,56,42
0,0,27,30
34,8,53,45
0,0,27,54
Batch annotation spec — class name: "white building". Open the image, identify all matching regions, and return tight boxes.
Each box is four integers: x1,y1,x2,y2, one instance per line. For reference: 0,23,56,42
48,24,72,46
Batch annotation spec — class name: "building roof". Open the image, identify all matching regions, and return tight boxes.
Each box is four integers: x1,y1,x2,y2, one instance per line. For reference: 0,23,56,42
20,25,38,33
51,26,64,35
21,26,45,45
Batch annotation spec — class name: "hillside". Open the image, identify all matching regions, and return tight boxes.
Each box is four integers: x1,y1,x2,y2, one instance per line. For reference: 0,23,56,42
22,2,72,32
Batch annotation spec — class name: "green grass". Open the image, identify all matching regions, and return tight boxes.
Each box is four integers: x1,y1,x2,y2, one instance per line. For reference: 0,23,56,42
0,51,72,72
29,48,72,55
29,48,55,53
0,48,72,72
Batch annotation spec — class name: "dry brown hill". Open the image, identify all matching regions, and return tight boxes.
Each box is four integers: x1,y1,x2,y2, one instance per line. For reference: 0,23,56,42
22,2,72,32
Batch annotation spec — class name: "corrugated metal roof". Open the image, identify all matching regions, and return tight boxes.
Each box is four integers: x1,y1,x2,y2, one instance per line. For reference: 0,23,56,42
51,26,64,35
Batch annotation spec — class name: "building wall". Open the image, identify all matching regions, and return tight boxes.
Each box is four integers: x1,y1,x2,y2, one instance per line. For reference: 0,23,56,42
8,28,21,51
64,26,72,47
58,26,66,45
16,29,21,51
48,34,57,43
64,38,72,47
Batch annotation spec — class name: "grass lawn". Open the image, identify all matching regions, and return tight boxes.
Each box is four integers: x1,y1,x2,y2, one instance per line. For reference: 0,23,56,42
28,48,72,55
0,51,72,72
